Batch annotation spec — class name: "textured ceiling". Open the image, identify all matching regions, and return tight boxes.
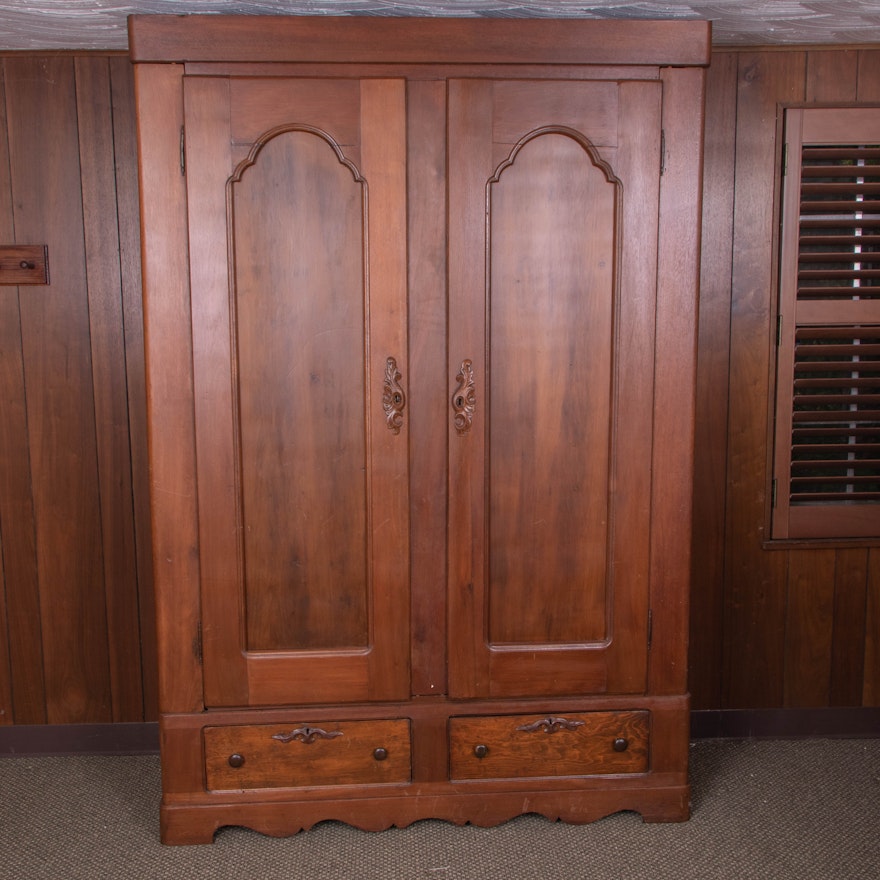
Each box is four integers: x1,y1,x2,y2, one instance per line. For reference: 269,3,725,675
1,1,880,51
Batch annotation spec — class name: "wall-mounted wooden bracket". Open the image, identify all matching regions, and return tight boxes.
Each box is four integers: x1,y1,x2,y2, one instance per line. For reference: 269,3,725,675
0,245,49,285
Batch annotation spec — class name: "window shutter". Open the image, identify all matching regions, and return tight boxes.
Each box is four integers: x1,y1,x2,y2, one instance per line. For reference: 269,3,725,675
772,108,880,539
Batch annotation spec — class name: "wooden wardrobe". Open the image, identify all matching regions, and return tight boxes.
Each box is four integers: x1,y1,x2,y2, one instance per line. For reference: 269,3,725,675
129,15,709,844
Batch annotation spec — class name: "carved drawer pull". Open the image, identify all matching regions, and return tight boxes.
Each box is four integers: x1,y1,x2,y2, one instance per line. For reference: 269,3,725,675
452,359,476,434
516,716,586,735
383,356,406,434
271,726,344,745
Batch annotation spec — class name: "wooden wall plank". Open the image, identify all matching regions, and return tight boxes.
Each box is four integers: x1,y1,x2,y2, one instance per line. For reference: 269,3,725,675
109,55,157,721
0,59,46,724
5,56,111,723
830,549,869,706
864,550,880,706
805,48,858,100
75,56,145,722
721,51,804,709
689,50,737,709
783,551,835,706
0,61,19,725
856,49,880,99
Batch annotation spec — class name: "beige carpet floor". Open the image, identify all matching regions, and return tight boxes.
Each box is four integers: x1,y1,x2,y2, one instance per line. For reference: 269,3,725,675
1,738,878,879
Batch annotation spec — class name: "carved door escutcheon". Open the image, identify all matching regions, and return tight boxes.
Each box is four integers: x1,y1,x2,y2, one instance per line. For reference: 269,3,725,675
452,359,476,434
383,356,406,434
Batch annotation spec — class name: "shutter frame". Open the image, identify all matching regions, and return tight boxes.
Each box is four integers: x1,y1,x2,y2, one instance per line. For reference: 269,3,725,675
772,106,880,540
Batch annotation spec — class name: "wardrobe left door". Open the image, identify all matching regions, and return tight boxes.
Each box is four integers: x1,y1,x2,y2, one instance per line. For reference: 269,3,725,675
183,75,411,708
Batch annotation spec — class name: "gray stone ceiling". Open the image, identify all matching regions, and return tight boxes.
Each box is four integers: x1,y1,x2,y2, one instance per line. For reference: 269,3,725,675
1,1,879,51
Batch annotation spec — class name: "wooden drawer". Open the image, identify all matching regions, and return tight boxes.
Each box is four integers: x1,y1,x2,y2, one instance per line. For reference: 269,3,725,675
449,711,648,780
204,719,411,791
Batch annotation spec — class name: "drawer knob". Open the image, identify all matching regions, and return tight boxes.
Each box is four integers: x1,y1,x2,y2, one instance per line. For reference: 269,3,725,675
373,747,388,761
473,744,489,759
228,753,246,768
613,737,629,753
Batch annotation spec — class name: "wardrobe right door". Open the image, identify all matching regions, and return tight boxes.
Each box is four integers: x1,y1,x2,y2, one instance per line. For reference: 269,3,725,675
447,78,663,699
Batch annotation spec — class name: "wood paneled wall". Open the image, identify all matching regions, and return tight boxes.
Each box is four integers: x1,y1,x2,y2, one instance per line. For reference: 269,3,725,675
691,47,880,711
0,55,156,725
0,47,878,730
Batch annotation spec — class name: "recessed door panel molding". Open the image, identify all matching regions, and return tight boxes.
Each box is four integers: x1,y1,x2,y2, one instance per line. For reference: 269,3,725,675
185,75,410,708
448,78,661,699
230,125,370,653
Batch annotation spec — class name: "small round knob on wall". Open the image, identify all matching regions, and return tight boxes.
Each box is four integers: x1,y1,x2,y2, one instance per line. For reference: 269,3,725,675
473,744,489,759
228,753,246,768
373,747,388,761
612,738,629,753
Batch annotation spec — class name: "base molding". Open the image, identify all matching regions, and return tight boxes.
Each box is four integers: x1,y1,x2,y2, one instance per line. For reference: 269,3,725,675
690,707,880,740
161,784,690,845
1,708,877,756
0,722,159,756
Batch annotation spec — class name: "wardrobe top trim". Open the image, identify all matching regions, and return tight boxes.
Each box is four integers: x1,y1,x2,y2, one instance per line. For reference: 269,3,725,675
128,16,711,68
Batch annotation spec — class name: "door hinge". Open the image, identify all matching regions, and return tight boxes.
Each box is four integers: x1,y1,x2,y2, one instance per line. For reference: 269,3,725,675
660,129,666,176
180,126,186,176
194,621,203,664
772,478,778,509
776,314,783,346
647,609,653,649
782,142,788,176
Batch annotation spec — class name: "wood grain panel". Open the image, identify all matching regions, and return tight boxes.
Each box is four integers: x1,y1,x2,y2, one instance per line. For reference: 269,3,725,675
232,128,369,652
830,549,868,706
134,63,205,716
204,719,411,790
0,61,21,725
5,56,111,723
783,551,835,706
806,49,858,100
449,711,648,780
864,550,880,705
109,55,157,721
0,61,48,726
407,79,448,697
75,55,145,722
721,51,804,709
689,51,738,709
487,131,613,646
650,65,705,697
856,49,880,100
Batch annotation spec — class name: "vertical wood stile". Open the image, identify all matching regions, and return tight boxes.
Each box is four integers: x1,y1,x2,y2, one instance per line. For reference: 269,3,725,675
407,79,449,698
134,63,205,715
652,65,705,698
689,51,738,709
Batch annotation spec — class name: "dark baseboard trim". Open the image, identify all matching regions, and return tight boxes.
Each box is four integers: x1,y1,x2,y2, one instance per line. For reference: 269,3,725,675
0,722,159,756
0,710,876,756
690,707,880,740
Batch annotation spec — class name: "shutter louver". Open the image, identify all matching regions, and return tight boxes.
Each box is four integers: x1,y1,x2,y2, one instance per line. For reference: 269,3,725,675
791,327,880,503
